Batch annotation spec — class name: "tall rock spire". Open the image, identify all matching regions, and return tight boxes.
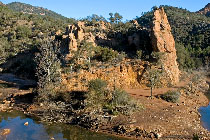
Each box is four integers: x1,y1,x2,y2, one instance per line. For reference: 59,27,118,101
151,7,180,84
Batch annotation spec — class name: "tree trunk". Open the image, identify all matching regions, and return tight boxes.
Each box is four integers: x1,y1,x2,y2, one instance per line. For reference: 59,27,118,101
150,86,153,99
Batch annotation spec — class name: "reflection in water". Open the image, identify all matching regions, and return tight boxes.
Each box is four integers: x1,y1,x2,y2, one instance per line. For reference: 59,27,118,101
0,110,126,140
199,103,210,131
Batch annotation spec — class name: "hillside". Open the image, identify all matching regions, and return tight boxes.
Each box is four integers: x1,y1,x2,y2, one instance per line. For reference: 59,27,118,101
197,3,210,17
137,6,210,69
0,3,76,78
7,2,68,20
0,2,209,78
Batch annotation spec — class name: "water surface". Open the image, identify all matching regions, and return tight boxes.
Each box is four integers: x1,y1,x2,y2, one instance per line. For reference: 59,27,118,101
0,110,126,140
199,89,210,131
199,104,210,131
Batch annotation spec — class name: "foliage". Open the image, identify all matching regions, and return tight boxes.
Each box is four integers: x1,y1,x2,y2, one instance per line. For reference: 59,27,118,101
82,14,107,26
85,79,109,111
136,50,142,59
160,90,180,103
192,133,200,140
85,79,140,115
147,67,162,97
95,46,118,62
0,3,75,66
35,40,61,102
88,79,108,95
108,12,123,24
175,42,195,69
7,2,70,21
111,89,141,115
16,25,32,39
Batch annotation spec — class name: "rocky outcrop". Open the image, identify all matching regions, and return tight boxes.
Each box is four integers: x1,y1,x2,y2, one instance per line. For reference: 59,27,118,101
0,2,5,6
197,3,210,17
151,7,180,84
62,60,149,91
62,21,96,59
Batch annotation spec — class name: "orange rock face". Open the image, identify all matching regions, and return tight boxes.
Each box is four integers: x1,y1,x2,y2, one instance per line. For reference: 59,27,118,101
151,7,180,84
62,60,149,92
62,21,96,59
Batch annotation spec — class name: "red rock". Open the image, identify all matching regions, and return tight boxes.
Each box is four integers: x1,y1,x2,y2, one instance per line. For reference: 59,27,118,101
151,7,180,85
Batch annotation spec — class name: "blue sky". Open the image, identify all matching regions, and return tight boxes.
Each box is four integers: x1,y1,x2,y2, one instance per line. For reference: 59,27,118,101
1,0,209,21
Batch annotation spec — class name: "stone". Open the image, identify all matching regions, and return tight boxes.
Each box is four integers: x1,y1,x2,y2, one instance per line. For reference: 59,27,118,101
24,122,29,126
62,21,97,60
62,60,148,92
0,129,10,136
155,132,162,139
151,7,180,84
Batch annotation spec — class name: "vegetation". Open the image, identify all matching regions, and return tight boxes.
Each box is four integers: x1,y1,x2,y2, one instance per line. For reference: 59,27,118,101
0,3,76,80
160,90,180,103
7,2,71,21
95,46,118,62
147,68,161,98
111,89,141,115
85,79,140,115
0,3,75,66
35,40,62,102
108,12,123,24
0,0,209,128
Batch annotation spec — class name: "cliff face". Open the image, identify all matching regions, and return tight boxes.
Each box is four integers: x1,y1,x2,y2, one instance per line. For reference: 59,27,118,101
151,7,180,84
62,60,149,91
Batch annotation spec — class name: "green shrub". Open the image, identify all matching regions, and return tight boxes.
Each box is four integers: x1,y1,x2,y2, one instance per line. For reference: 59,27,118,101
85,80,141,115
16,25,32,39
95,46,118,62
112,89,130,106
193,133,200,140
160,90,180,103
110,89,141,115
85,79,109,110
136,50,142,59
88,78,107,94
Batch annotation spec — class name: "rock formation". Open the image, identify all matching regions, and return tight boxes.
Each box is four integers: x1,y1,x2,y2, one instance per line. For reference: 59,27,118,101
197,3,210,17
0,2,5,6
151,7,180,84
62,21,96,59
62,60,149,91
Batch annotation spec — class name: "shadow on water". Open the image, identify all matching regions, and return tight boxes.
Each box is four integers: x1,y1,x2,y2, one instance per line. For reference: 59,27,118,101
0,110,127,140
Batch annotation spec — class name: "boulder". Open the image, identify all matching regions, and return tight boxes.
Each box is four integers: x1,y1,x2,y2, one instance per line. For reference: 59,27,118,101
0,129,10,136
